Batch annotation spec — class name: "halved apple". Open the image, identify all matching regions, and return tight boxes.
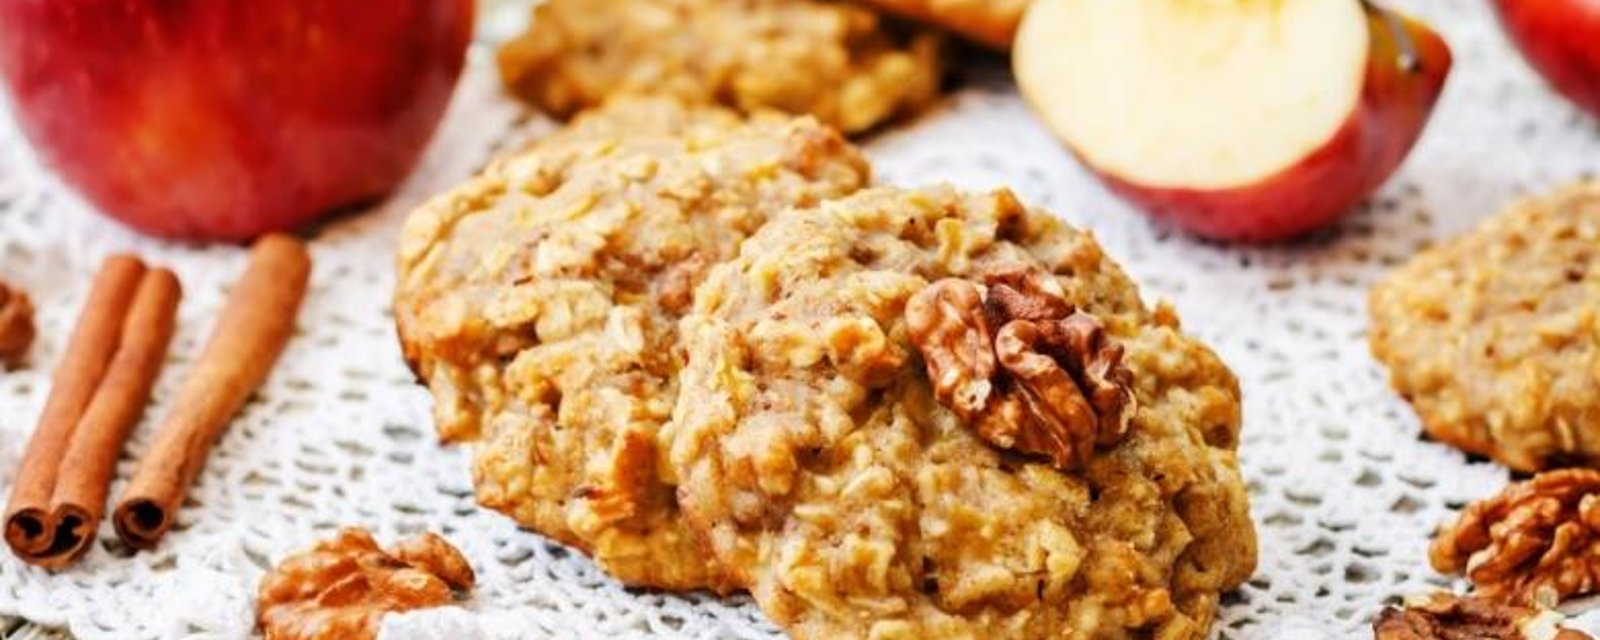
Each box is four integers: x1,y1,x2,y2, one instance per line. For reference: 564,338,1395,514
1492,0,1600,121
1014,0,1452,242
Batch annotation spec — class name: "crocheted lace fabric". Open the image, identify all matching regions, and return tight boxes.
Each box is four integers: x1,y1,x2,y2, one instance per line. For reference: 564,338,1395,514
2,2,1599,637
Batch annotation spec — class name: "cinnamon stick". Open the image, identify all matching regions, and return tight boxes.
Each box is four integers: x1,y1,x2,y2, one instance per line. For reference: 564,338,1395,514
41,269,181,568
5,256,146,561
114,234,311,550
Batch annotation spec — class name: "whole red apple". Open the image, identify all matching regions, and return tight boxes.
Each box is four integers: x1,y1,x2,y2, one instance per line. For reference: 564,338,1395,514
1015,0,1452,242
1492,0,1600,120
0,0,473,241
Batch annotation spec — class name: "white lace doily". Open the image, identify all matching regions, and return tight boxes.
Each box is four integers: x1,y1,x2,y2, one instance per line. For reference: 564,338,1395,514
3,2,1600,638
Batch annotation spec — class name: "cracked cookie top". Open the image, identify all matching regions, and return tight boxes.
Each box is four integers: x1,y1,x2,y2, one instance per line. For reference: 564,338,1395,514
393,98,870,591
668,185,1256,639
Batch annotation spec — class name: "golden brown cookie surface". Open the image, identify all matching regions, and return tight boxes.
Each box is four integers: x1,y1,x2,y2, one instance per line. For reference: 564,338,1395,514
496,0,945,135
393,98,870,590
668,186,1256,638
1370,182,1600,472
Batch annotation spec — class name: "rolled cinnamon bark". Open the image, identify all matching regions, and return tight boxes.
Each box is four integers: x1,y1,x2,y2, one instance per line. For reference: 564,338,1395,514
40,269,181,569
4,255,146,562
114,235,311,550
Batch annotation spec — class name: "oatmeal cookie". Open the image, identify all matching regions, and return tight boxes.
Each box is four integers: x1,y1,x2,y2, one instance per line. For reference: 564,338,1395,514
1370,182,1600,472
495,0,945,135
393,98,871,590
855,0,1031,49
668,186,1256,638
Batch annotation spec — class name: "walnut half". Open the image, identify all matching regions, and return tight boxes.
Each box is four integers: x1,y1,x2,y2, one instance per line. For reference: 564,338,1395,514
258,528,475,640
1431,469,1600,606
0,280,34,368
906,269,1135,470
1373,593,1592,640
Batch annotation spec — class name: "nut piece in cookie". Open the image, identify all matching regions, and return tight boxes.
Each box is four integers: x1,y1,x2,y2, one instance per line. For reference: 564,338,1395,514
257,528,473,640
495,0,945,134
1370,182,1600,471
393,98,870,591
1431,469,1600,606
1373,593,1591,640
669,186,1255,639
906,272,1136,470
0,280,34,368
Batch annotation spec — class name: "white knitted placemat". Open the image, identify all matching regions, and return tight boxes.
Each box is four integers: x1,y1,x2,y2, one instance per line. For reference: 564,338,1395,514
2,2,1599,638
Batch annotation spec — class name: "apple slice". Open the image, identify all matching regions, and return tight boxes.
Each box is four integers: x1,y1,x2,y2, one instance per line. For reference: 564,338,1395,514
1014,0,1452,242
1492,0,1600,121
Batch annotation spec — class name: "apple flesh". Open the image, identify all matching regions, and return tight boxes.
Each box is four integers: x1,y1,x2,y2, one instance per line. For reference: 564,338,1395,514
0,0,473,241
1492,0,1600,120
1014,0,1452,242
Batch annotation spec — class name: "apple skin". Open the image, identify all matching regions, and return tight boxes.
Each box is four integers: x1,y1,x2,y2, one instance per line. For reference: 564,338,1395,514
1492,0,1600,120
0,0,473,241
1092,3,1452,242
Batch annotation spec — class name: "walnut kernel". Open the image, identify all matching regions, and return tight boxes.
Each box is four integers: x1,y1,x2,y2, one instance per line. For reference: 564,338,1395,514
906,278,996,419
1431,469,1600,606
0,280,35,367
905,269,1135,469
1373,593,1591,640
258,528,475,640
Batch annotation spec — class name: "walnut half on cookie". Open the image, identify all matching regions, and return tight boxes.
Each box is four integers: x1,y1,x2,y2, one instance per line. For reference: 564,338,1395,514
906,272,1136,470
1370,182,1600,471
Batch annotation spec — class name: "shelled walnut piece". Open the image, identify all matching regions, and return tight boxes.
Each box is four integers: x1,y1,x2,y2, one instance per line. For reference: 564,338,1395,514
1373,593,1591,640
1431,469,1600,605
258,528,474,640
906,269,1136,470
0,279,34,367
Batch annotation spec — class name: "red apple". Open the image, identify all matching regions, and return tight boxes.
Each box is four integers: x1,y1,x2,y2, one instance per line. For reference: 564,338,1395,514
0,0,473,241
1492,0,1600,120
1014,0,1452,242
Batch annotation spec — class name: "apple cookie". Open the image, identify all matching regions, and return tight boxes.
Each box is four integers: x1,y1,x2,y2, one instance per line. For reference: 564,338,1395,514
496,0,945,135
668,186,1256,638
393,98,871,590
1370,182,1600,472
